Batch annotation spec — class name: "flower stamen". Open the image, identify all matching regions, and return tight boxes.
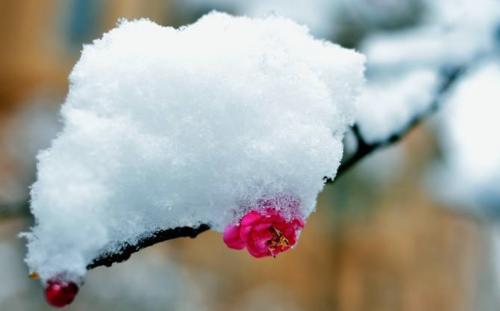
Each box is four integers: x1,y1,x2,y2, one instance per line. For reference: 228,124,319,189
267,226,289,256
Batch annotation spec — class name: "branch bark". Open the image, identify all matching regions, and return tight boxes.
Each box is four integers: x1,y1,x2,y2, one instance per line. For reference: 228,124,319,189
87,224,210,269
0,202,30,220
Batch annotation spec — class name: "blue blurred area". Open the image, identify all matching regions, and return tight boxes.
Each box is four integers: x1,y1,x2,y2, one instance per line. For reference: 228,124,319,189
65,0,103,49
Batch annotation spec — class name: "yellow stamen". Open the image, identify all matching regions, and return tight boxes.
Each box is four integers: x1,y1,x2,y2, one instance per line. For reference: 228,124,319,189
267,227,289,256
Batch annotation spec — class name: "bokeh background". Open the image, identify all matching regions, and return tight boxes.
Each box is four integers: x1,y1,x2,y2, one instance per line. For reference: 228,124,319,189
0,1,498,310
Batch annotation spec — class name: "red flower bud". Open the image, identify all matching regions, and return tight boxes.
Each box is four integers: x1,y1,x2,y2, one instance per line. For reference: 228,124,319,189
44,279,79,308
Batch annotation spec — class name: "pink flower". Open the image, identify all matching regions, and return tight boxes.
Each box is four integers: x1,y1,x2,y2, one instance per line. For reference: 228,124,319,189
223,197,305,258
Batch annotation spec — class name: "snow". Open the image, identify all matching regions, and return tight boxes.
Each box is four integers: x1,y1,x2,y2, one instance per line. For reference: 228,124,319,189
354,0,499,148
362,0,500,71
433,62,500,213
356,69,439,143
24,12,365,281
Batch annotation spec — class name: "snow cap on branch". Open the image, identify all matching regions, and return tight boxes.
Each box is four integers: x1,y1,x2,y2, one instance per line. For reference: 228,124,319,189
362,0,500,71
356,69,439,144
433,62,500,213
24,12,365,281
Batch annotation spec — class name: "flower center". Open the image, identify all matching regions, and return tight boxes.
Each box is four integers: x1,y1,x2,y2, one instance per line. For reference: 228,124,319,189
267,226,289,256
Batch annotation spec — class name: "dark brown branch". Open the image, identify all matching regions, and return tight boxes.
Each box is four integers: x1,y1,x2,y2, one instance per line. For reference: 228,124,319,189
325,65,465,184
87,224,210,269
0,202,30,220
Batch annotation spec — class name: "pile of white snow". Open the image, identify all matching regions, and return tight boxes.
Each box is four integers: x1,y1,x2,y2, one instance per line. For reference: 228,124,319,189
433,62,500,213
24,12,365,281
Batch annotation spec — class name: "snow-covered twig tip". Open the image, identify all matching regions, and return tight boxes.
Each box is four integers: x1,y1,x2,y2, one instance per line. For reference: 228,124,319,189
326,64,466,184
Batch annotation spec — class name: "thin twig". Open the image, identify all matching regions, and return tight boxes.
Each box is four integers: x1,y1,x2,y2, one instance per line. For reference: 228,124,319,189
87,224,210,269
0,201,30,220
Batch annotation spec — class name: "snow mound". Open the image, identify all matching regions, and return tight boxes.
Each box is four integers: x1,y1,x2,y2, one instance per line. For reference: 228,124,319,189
24,12,365,281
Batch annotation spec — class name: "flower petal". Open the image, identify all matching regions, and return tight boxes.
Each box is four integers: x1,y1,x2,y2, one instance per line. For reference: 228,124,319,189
247,244,268,258
247,240,271,258
239,224,253,242
246,230,273,257
223,225,245,249
293,218,305,228
253,222,272,233
240,211,263,226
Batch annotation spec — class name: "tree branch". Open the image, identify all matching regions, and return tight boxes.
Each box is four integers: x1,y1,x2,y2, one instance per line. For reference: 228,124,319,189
325,65,465,184
0,202,30,220
87,224,210,269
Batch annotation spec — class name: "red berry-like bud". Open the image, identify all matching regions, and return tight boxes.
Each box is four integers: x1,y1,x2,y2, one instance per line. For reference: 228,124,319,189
44,279,79,308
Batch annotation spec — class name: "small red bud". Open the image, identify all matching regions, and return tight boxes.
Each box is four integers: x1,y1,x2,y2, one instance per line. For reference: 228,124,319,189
44,279,79,308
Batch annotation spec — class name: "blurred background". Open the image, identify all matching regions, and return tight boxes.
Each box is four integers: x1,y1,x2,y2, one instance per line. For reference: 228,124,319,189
0,0,499,310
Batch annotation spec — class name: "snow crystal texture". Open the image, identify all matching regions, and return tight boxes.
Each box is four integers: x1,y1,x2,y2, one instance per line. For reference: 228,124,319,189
25,12,365,281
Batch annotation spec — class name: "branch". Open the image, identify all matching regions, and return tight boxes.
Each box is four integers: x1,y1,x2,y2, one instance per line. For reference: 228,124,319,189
325,65,465,184
87,224,210,269
0,201,30,221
